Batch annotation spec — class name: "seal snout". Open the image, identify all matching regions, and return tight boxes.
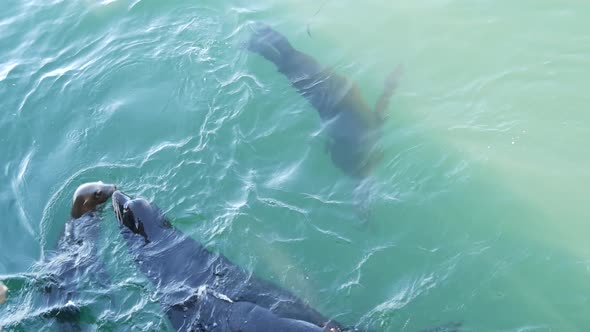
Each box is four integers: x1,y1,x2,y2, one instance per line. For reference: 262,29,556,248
103,184,117,197
112,190,130,206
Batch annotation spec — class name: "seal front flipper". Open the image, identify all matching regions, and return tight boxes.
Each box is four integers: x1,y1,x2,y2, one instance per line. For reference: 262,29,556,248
374,65,403,122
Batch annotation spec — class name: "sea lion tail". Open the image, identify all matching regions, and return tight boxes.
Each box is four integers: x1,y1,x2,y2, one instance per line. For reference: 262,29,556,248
248,22,295,67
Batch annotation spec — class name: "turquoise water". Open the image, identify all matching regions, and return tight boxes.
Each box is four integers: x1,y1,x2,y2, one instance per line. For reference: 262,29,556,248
1,0,590,330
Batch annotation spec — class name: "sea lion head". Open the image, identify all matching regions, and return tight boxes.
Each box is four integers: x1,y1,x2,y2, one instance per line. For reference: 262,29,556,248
112,191,171,244
71,181,117,219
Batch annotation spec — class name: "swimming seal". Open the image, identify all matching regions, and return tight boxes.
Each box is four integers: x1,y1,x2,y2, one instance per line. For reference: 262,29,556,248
112,190,360,331
44,181,116,323
248,23,400,178
1,182,116,330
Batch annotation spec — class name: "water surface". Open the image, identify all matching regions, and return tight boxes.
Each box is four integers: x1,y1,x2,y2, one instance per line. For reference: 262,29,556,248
1,0,589,330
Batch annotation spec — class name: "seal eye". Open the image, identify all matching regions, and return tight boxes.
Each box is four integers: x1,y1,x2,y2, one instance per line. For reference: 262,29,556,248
94,190,102,198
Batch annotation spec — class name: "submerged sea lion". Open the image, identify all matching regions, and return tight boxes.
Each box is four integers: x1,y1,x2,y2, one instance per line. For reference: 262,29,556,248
112,190,360,331
248,23,400,178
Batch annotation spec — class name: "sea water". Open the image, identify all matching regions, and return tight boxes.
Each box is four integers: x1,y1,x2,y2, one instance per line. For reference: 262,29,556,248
1,0,589,330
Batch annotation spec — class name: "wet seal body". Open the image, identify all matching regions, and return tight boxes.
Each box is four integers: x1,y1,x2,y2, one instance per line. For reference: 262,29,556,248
112,191,359,332
248,23,400,178
5,182,117,329
43,182,117,324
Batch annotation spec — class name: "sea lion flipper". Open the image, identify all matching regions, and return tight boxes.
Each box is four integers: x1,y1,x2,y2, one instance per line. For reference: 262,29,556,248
374,65,403,121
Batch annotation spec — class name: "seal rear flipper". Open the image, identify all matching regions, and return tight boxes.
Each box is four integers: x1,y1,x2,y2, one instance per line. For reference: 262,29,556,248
248,22,296,66
248,23,326,83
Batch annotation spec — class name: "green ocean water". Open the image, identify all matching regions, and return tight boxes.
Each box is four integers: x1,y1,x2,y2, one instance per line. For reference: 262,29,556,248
1,0,589,330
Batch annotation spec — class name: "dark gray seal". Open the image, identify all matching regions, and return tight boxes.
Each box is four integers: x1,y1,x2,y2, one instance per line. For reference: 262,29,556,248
112,190,360,332
42,181,117,325
248,23,400,179
110,191,461,332
1,182,116,330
